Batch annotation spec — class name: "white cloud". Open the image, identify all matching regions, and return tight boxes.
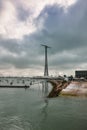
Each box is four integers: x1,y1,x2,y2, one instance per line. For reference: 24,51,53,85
0,0,76,39
0,1,36,39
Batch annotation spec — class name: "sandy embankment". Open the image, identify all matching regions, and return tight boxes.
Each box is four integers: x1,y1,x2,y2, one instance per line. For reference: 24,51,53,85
48,80,87,97
61,81,87,96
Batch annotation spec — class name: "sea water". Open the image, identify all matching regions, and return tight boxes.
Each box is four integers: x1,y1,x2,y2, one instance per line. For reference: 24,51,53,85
0,81,87,130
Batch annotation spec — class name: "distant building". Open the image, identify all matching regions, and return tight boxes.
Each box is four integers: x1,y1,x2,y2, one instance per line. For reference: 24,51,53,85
75,70,87,79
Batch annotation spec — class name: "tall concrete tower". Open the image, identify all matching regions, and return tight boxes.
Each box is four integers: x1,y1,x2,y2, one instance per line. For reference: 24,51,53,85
41,44,50,76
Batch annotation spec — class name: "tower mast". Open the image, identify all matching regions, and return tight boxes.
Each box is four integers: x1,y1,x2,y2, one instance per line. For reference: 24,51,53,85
41,44,51,76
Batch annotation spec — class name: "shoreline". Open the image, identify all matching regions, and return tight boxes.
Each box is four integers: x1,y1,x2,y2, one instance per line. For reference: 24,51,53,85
48,80,87,98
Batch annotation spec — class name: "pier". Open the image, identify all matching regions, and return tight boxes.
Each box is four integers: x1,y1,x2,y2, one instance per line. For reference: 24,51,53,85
0,77,31,88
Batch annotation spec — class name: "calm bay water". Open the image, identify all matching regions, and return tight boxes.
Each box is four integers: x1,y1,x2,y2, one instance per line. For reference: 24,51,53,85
0,81,87,130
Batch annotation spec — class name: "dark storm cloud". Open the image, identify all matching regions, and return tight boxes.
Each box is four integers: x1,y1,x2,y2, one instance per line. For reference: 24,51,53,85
0,35,44,69
35,0,87,53
0,37,22,54
0,54,38,69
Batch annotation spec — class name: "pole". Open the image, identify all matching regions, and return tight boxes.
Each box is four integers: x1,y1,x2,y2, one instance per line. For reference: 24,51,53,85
44,46,48,76
41,44,50,76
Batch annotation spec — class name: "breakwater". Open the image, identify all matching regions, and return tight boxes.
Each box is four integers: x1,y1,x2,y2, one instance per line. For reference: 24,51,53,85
48,80,87,97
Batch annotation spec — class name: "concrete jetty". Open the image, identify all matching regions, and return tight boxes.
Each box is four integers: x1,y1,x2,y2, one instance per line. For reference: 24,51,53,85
48,80,70,97
48,80,87,97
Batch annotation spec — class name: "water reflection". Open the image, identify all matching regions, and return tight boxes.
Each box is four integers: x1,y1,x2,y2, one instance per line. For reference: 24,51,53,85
42,81,48,97
41,97,48,120
41,81,49,126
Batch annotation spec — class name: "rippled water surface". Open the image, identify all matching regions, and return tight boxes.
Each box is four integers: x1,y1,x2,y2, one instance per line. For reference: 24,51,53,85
0,81,87,130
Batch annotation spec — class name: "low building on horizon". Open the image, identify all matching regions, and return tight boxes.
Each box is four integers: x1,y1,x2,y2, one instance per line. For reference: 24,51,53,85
75,70,87,79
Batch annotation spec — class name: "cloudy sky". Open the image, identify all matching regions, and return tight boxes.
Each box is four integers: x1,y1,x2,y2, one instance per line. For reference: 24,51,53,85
0,0,87,76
